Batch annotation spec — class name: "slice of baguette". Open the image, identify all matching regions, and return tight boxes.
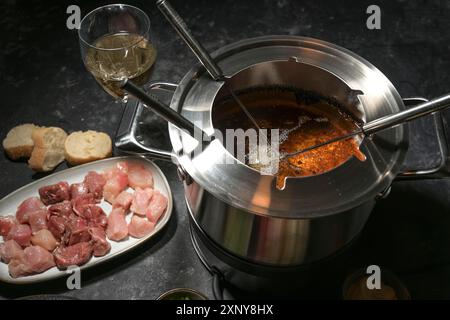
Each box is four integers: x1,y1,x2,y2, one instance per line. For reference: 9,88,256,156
28,127,68,172
64,130,112,165
2,124,39,160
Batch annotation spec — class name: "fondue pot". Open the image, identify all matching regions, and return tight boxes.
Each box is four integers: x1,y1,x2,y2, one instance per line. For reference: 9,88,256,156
116,36,450,294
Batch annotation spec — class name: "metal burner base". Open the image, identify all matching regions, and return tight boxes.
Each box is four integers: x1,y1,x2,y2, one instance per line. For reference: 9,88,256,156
189,214,359,299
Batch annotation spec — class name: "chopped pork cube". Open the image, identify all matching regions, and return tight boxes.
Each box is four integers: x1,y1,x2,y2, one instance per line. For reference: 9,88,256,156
130,187,153,216
9,246,55,278
0,216,18,237
106,208,128,241
7,224,32,247
0,240,24,263
16,197,46,224
28,209,48,234
128,215,155,239
146,191,168,223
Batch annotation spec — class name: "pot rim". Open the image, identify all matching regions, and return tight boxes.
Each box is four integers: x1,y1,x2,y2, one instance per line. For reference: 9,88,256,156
167,35,408,219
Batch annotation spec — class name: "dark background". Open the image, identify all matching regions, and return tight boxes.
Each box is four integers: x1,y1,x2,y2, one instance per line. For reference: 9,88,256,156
0,0,450,299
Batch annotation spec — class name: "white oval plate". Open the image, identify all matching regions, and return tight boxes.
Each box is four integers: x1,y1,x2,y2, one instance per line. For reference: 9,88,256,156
0,156,173,284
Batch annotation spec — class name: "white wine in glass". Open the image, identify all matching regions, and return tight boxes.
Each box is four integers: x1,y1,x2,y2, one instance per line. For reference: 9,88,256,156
79,5,156,99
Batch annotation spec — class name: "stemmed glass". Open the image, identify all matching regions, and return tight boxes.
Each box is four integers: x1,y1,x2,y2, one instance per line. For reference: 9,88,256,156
78,4,157,100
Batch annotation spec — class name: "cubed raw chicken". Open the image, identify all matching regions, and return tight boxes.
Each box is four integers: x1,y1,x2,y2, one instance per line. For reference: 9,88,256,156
113,191,133,211
0,240,23,263
0,215,18,237
128,215,155,239
31,229,57,252
89,227,111,257
128,163,154,189
103,169,129,204
83,171,106,200
38,181,70,205
28,209,48,234
146,191,168,223
130,187,153,216
106,208,128,241
16,197,46,224
9,246,55,278
54,242,93,269
7,224,32,247
70,182,89,199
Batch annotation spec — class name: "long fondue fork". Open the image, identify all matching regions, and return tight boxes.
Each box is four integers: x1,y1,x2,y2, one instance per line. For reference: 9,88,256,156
283,93,450,159
156,0,264,134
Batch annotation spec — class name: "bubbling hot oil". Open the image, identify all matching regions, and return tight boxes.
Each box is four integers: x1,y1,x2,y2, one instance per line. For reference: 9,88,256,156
212,88,366,190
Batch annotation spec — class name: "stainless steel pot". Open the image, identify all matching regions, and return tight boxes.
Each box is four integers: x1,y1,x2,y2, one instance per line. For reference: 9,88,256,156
116,36,450,267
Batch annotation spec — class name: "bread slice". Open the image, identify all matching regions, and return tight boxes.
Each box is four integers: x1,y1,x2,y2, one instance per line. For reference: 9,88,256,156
2,124,39,160
64,130,112,165
28,127,68,172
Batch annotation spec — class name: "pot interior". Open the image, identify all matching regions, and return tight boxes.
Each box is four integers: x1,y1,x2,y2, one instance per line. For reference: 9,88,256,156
211,59,367,189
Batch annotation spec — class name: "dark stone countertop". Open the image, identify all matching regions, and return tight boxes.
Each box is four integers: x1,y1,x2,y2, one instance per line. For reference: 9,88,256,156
0,0,449,299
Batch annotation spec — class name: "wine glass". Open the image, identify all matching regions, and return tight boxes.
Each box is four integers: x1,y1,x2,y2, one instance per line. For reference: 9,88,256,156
78,4,157,100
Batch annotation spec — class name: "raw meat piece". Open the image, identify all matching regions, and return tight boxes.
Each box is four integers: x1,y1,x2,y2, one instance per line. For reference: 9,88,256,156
146,191,168,223
128,215,155,239
7,224,32,247
31,229,57,252
38,181,70,205
83,171,106,200
0,216,18,237
104,162,129,179
54,242,93,269
47,215,66,240
128,163,153,189
0,240,24,263
79,205,107,229
16,197,46,224
9,245,55,278
102,163,129,204
72,193,97,216
63,216,90,246
8,257,31,278
103,175,128,204
130,187,153,216
113,191,133,211
28,209,48,233
106,208,128,241
88,227,111,257
48,200,74,219
70,182,89,199
23,246,55,273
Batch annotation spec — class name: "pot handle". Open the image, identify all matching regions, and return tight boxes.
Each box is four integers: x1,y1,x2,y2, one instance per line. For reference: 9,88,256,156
396,97,450,180
114,81,178,162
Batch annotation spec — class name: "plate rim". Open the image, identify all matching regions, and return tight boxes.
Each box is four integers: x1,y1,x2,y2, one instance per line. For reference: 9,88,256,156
0,155,174,285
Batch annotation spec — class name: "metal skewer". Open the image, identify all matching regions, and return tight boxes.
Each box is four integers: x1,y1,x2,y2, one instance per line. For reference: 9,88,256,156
283,93,450,159
156,0,264,134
